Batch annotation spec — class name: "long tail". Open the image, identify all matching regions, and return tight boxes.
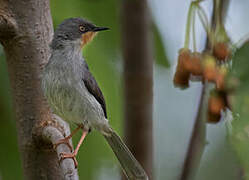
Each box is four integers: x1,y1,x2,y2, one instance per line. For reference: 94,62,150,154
104,130,148,180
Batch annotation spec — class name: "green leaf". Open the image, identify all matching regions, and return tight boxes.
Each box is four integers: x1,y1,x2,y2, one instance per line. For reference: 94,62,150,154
153,23,170,68
228,41,249,179
231,41,249,83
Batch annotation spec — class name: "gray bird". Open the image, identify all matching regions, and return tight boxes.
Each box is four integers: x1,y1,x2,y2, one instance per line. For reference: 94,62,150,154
41,17,148,180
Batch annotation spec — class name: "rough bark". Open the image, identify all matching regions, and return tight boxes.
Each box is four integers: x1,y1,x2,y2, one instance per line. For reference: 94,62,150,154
0,0,78,179
121,0,153,179
180,1,229,179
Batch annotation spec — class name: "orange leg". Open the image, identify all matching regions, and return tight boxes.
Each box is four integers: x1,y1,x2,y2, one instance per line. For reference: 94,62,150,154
60,130,88,168
54,126,81,152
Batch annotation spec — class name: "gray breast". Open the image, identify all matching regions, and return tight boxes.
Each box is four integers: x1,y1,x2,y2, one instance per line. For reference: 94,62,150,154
41,49,107,131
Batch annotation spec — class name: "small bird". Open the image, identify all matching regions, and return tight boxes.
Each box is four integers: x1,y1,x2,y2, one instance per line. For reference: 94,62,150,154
41,17,148,180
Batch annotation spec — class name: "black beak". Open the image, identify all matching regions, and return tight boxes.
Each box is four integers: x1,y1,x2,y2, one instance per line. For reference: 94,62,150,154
92,26,109,32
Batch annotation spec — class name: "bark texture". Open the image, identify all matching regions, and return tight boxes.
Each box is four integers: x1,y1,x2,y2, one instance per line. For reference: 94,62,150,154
121,0,153,179
0,0,78,179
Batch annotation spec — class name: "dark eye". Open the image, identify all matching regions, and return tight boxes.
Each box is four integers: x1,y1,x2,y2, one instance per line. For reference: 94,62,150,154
79,25,86,32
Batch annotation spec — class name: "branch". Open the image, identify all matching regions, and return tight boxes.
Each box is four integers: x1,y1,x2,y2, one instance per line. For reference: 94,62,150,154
0,0,80,179
180,1,229,179
0,7,17,40
42,115,79,180
180,85,207,180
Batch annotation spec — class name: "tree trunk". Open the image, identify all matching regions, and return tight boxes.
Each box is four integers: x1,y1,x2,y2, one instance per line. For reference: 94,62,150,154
121,0,153,179
0,0,78,179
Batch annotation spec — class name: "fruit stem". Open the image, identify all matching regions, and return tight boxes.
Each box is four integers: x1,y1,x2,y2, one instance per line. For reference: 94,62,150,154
192,7,197,52
196,4,214,46
213,0,229,43
184,2,195,49
215,0,222,27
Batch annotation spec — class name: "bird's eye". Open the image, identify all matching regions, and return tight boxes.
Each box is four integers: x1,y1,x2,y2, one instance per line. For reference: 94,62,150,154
79,25,86,32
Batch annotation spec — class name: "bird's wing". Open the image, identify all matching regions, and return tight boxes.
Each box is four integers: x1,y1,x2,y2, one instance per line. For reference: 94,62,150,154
82,62,107,118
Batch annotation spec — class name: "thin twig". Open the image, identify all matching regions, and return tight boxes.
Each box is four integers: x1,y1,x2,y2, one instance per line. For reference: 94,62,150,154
180,85,207,180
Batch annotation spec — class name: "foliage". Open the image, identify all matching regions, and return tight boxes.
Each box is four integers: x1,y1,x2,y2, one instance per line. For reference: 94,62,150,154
229,41,249,179
0,45,22,179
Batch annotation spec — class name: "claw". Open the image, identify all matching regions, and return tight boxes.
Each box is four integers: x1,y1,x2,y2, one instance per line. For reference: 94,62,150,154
54,138,73,152
53,126,82,152
59,152,78,168
56,129,88,169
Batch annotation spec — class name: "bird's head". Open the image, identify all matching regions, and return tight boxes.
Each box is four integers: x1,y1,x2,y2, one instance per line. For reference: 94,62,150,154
51,18,109,49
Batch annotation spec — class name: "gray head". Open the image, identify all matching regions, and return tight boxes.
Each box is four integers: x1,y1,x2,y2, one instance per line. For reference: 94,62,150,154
51,18,109,49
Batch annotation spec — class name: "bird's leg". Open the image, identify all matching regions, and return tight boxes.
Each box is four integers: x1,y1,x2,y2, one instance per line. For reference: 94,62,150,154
54,125,82,152
60,130,88,168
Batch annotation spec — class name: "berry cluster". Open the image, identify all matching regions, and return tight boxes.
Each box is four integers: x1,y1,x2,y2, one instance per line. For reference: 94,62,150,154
173,1,232,123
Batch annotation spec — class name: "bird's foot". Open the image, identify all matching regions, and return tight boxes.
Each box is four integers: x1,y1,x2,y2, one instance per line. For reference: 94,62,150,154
59,152,78,168
54,138,73,152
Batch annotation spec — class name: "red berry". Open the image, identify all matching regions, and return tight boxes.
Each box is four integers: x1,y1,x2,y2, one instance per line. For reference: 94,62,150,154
173,48,191,89
213,42,231,61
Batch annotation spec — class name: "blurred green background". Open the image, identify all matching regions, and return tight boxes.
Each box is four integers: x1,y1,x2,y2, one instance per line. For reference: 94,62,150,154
1,0,249,180
0,0,168,179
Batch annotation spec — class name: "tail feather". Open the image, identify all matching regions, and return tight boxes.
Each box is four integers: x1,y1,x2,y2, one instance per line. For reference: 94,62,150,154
104,130,148,180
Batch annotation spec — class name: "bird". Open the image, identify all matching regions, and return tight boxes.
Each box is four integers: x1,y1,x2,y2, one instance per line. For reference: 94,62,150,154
41,17,148,180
